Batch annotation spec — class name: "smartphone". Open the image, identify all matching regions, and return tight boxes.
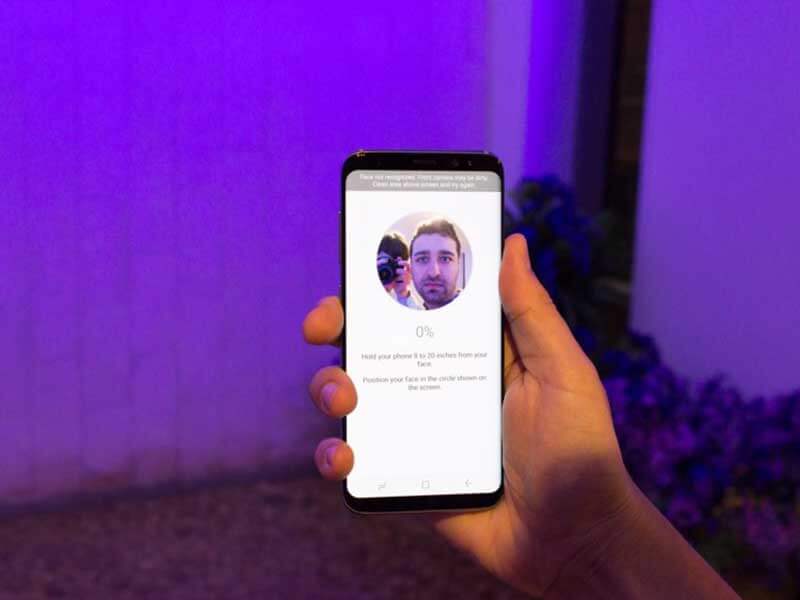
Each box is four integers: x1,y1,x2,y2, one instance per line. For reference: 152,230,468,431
340,150,504,513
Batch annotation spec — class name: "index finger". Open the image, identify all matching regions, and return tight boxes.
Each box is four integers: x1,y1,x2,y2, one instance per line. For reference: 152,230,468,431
302,296,344,346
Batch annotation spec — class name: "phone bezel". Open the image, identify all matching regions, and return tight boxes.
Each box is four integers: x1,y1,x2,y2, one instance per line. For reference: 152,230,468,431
340,150,505,513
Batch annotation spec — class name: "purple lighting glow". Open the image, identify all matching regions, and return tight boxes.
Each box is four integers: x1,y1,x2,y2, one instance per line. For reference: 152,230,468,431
0,1,498,502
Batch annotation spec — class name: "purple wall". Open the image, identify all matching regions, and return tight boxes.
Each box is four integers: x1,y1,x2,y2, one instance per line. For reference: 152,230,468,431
0,2,506,504
523,0,584,184
632,3,800,397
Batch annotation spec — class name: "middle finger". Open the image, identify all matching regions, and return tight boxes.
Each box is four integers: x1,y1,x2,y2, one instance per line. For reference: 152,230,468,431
309,365,357,417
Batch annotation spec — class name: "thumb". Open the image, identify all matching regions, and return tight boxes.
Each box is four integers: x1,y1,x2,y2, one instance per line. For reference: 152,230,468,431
499,234,596,392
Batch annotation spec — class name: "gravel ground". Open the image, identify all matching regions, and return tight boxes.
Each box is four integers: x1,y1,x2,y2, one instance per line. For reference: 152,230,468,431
0,475,527,600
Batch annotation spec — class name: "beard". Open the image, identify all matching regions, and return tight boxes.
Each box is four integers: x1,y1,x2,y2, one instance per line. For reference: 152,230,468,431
417,278,454,306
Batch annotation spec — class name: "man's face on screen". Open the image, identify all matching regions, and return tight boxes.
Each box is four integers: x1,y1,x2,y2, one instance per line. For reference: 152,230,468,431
410,234,459,309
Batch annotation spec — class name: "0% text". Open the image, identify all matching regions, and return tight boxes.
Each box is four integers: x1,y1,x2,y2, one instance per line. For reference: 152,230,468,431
415,325,435,338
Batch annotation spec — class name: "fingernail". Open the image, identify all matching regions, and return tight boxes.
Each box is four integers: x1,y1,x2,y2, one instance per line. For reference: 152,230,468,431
319,296,338,307
320,382,337,412
324,445,337,468
516,235,531,267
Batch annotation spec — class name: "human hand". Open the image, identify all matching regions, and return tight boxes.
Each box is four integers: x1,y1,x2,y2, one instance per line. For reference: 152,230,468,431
305,234,637,596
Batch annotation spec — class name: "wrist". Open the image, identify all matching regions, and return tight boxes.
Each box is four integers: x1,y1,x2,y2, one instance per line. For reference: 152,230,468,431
544,475,646,599
545,482,740,600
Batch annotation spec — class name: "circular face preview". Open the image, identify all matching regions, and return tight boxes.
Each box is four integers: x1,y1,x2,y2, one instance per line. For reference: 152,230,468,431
375,213,472,311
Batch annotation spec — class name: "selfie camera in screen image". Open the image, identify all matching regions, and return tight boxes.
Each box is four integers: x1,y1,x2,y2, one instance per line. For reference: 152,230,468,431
378,257,402,285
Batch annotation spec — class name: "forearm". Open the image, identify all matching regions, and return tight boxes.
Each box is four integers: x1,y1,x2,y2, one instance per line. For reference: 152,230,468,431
545,485,740,600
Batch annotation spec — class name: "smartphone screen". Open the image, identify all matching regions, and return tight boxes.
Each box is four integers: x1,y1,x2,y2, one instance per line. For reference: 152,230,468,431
341,152,503,512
